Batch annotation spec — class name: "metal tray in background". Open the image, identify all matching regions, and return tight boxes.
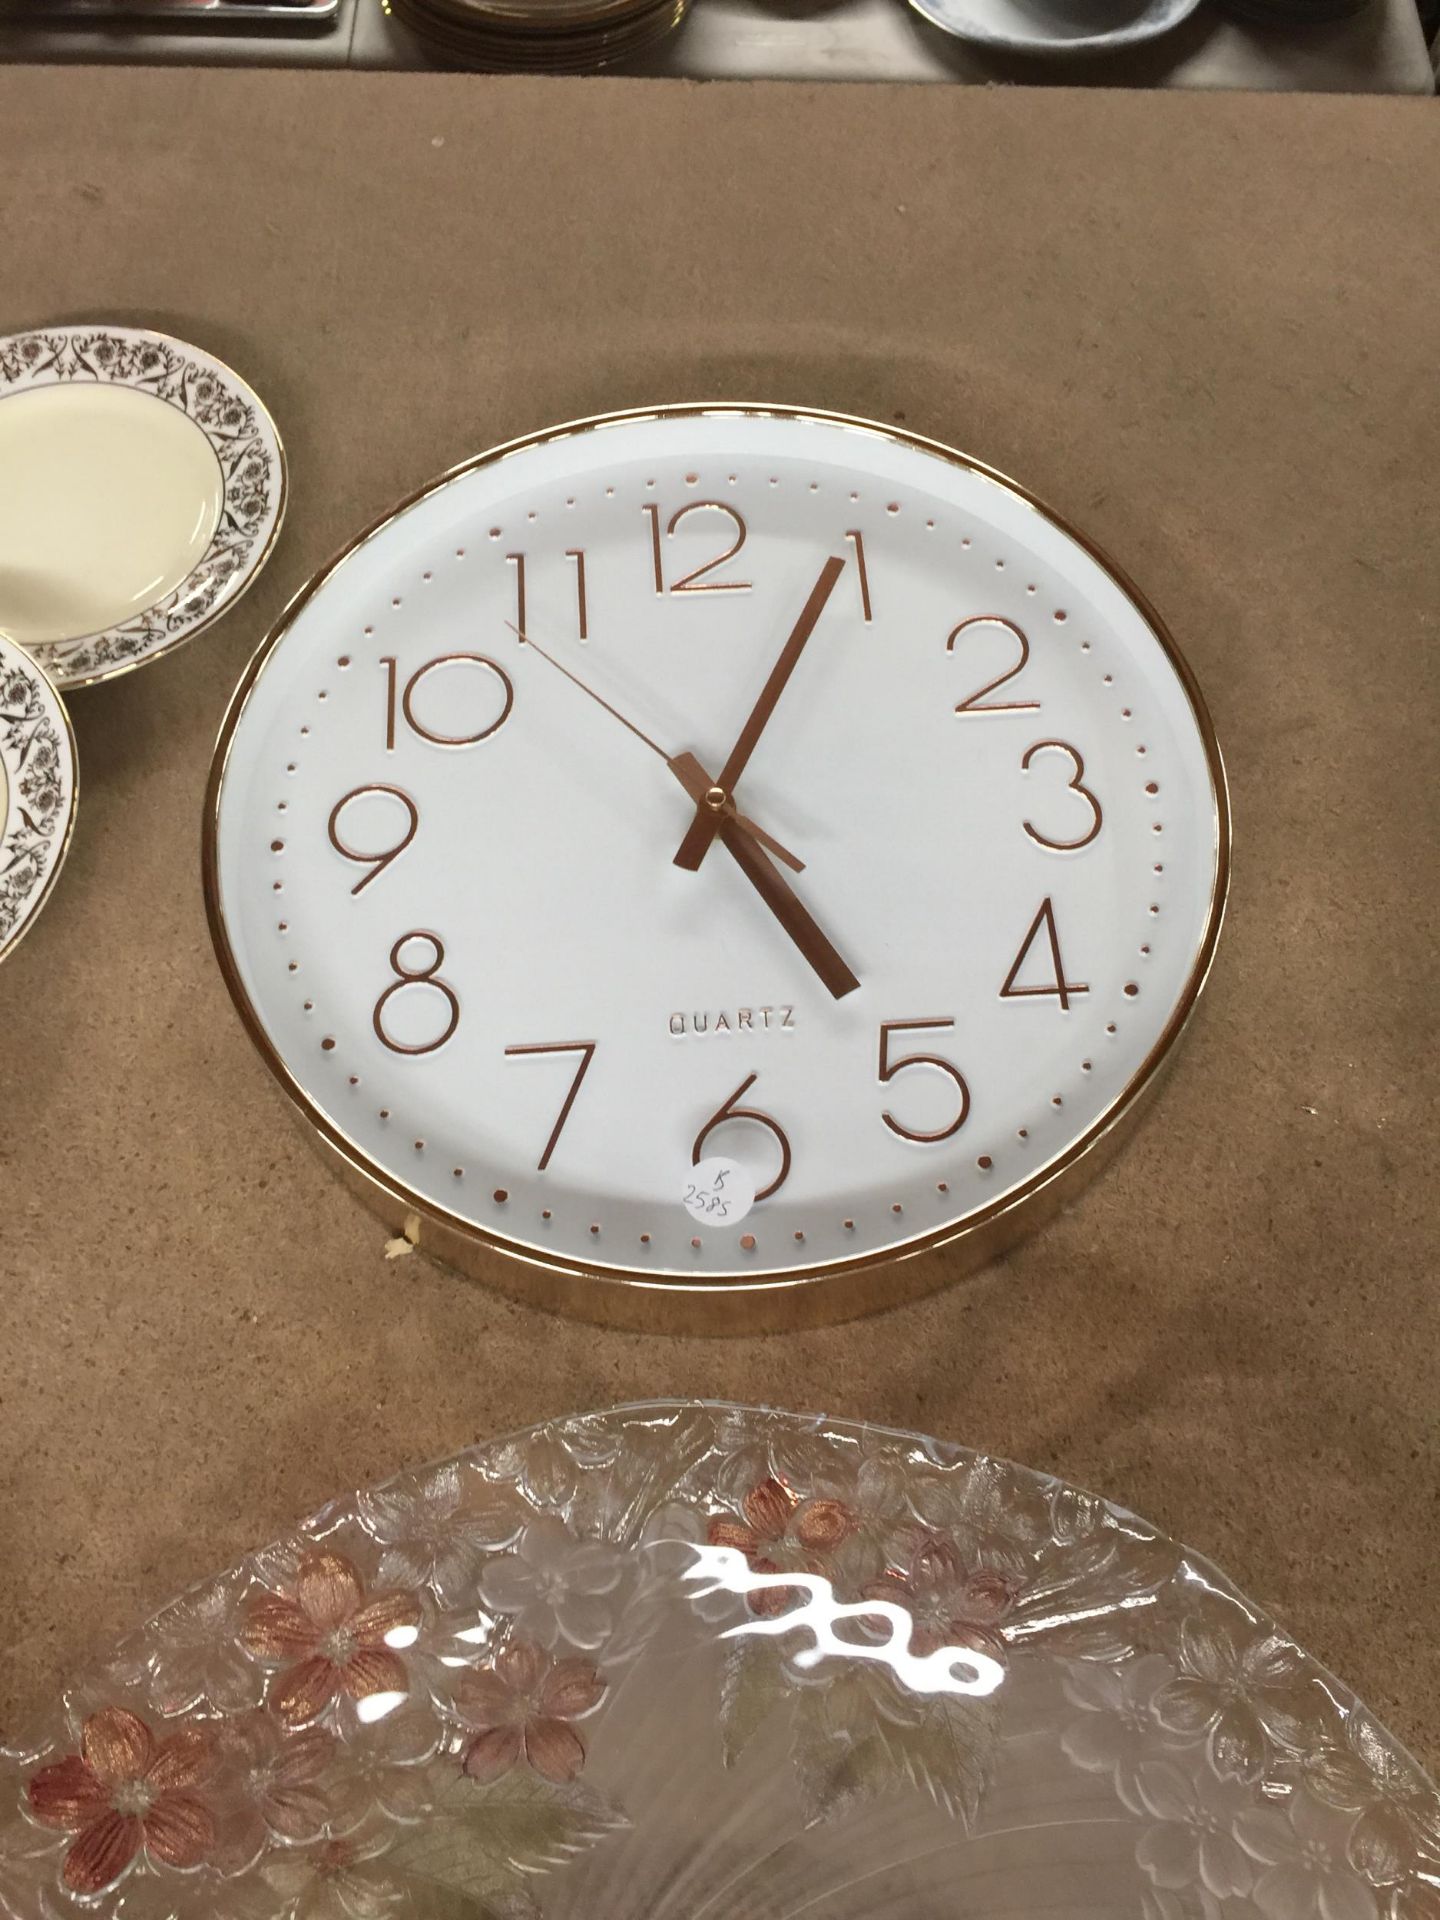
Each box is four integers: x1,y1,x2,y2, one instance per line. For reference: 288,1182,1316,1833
6,0,339,24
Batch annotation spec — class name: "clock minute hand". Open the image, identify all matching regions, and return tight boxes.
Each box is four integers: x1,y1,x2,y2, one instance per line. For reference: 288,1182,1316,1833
508,623,806,874
672,554,846,873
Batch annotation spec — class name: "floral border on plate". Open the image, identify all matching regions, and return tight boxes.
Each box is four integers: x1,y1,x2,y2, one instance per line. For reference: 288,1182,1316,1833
0,326,286,691
0,632,77,964
1,1401,1435,1920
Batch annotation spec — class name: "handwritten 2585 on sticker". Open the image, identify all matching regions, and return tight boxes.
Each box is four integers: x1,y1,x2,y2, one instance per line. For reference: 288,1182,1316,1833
207,408,1227,1306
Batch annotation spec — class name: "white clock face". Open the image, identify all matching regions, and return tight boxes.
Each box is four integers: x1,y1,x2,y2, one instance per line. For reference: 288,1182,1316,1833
209,408,1225,1293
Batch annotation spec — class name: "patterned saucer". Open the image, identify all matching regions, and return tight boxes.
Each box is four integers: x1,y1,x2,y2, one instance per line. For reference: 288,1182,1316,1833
2,1403,1435,1919
0,327,285,691
0,631,77,965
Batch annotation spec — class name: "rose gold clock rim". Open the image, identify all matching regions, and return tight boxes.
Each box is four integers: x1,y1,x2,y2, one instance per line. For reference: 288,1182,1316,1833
0,635,80,968
201,401,1231,1308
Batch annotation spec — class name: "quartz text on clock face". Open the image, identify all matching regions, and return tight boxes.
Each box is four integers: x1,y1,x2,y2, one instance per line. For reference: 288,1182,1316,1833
210,410,1225,1287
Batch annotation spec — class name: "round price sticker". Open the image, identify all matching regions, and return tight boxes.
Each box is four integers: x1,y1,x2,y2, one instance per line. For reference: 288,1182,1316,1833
682,1157,756,1228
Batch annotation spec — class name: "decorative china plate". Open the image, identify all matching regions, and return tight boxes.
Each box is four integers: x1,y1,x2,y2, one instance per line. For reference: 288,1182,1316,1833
2,1402,1434,1919
908,0,1201,58
205,406,1227,1326
0,631,77,964
0,327,286,691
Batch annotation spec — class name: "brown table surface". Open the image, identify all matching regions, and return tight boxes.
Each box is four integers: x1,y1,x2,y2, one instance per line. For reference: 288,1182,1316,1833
1,69,1436,1772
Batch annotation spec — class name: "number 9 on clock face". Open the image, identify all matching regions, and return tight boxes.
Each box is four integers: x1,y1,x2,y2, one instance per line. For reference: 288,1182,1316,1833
205,407,1227,1312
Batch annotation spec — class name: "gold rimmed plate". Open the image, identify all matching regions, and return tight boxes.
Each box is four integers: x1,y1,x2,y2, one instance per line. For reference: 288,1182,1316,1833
0,326,287,692
0,631,77,965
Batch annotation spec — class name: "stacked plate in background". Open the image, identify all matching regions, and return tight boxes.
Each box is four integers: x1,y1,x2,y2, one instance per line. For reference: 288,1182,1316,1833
385,0,690,70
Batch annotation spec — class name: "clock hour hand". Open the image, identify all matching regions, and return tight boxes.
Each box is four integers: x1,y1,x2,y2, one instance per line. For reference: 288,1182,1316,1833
715,817,861,1000
508,623,805,873
671,747,859,998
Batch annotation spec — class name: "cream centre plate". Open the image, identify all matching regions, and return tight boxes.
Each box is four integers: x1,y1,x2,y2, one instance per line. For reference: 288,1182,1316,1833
0,327,286,691
0,632,77,965
2,1402,1434,1918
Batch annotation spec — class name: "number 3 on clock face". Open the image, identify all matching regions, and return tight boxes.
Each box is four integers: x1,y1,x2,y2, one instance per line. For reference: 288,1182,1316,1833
206,406,1227,1313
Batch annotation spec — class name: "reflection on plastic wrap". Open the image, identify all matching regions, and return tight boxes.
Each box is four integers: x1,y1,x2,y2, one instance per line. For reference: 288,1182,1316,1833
684,1540,1007,1698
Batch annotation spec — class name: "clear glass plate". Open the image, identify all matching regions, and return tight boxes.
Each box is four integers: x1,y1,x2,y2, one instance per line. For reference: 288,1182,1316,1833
3,1402,1434,1918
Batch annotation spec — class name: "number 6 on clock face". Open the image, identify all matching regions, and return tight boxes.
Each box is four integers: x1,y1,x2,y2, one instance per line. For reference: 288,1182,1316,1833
206,406,1227,1316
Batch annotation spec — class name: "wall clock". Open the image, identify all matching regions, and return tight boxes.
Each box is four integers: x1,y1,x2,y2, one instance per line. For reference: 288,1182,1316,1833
204,406,1228,1327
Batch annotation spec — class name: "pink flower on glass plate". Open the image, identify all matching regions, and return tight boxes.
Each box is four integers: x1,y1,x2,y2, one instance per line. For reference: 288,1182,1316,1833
864,1531,1020,1661
706,1475,857,1617
1152,1607,1325,1782
27,1706,215,1895
453,1639,605,1785
1236,1788,1380,1920
240,1550,421,1729
1134,1757,1258,1902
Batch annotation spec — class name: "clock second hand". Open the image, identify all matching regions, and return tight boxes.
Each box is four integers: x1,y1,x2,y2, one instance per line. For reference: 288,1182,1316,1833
507,622,804,872
511,621,861,999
